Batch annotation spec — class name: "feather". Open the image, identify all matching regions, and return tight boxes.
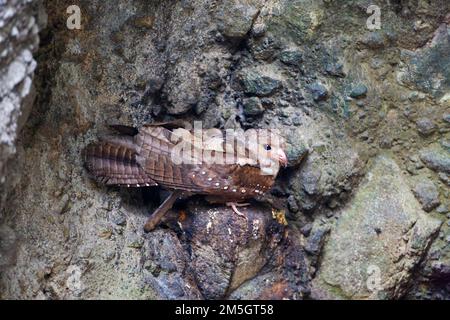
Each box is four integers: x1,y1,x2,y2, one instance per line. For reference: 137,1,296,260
83,124,287,231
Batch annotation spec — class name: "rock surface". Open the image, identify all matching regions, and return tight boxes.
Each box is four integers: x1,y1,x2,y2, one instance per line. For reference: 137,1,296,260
312,155,442,299
413,178,441,212
0,0,40,208
1,0,450,300
420,144,450,174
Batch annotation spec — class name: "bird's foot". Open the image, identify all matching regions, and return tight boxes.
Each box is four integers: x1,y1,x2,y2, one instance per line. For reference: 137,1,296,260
144,191,182,233
226,202,250,220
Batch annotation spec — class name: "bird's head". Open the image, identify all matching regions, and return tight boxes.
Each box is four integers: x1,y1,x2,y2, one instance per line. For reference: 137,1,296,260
243,129,287,176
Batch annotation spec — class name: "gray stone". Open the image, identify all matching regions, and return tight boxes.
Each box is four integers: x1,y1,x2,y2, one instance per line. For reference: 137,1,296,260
184,203,287,299
0,0,40,208
240,69,282,97
249,36,280,61
288,114,364,213
242,97,264,116
436,204,449,215
325,62,345,77
216,1,261,38
284,129,309,167
228,228,309,300
439,172,450,186
350,84,368,99
301,168,321,196
251,22,267,37
443,113,450,124
308,82,328,101
413,178,441,212
420,144,450,174
141,230,202,299
262,0,325,45
304,225,330,256
431,261,450,280
397,22,450,99
300,223,313,237
360,32,387,49
228,273,278,299
287,195,299,213
110,211,127,226
416,118,436,136
440,138,450,152
0,224,17,268
313,154,442,299
161,1,239,116
279,49,303,67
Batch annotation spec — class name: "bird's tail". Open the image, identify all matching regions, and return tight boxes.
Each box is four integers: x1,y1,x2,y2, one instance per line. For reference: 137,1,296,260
83,135,157,187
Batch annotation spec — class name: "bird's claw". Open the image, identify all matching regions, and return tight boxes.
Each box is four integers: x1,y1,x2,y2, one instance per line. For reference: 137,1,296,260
226,202,249,221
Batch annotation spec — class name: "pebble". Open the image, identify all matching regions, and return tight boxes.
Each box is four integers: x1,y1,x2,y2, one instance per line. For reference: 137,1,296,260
360,31,386,49
287,195,299,213
110,211,127,226
413,179,440,212
325,62,345,77
285,134,309,167
127,235,144,249
252,23,267,37
443,113,450,124
242,97,264,116
304,226,330,255
420,145,450,174
240,70,281,97
438,173,450,186
300,223,313,237
350,84,368,99
279,49,303,67
436,204,449,214
416,118,436,136
308,82,328,102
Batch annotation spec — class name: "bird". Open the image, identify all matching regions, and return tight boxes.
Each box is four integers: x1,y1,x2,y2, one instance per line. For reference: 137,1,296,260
83,122,288,232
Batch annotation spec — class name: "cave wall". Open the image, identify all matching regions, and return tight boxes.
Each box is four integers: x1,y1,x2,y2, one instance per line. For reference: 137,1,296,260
0,0,40,210
0,0,449,299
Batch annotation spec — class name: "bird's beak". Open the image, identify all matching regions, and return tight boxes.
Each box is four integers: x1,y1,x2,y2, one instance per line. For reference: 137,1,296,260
278,149,288,167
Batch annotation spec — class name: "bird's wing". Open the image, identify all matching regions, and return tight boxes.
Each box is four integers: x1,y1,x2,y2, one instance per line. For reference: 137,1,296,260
84,125,274,194
134,126,251,193
134,126,202,192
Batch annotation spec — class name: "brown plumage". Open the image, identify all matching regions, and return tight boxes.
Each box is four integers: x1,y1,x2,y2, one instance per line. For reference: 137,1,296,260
84,123,287,231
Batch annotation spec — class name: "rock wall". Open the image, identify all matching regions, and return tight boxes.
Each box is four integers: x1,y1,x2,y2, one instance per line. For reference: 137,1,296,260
0,0,449,299
0,0,40,208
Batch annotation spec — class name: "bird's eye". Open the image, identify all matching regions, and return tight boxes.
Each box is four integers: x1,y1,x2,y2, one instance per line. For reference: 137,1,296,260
264,144,271,151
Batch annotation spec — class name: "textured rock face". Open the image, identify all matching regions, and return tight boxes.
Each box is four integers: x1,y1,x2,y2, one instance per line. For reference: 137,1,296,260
178,202,308,299
0,0,40,207
413,177,441,212
215,0,262,39
1,0,449,299
312,155,442,299
397,21,450,100
420,143,450,174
